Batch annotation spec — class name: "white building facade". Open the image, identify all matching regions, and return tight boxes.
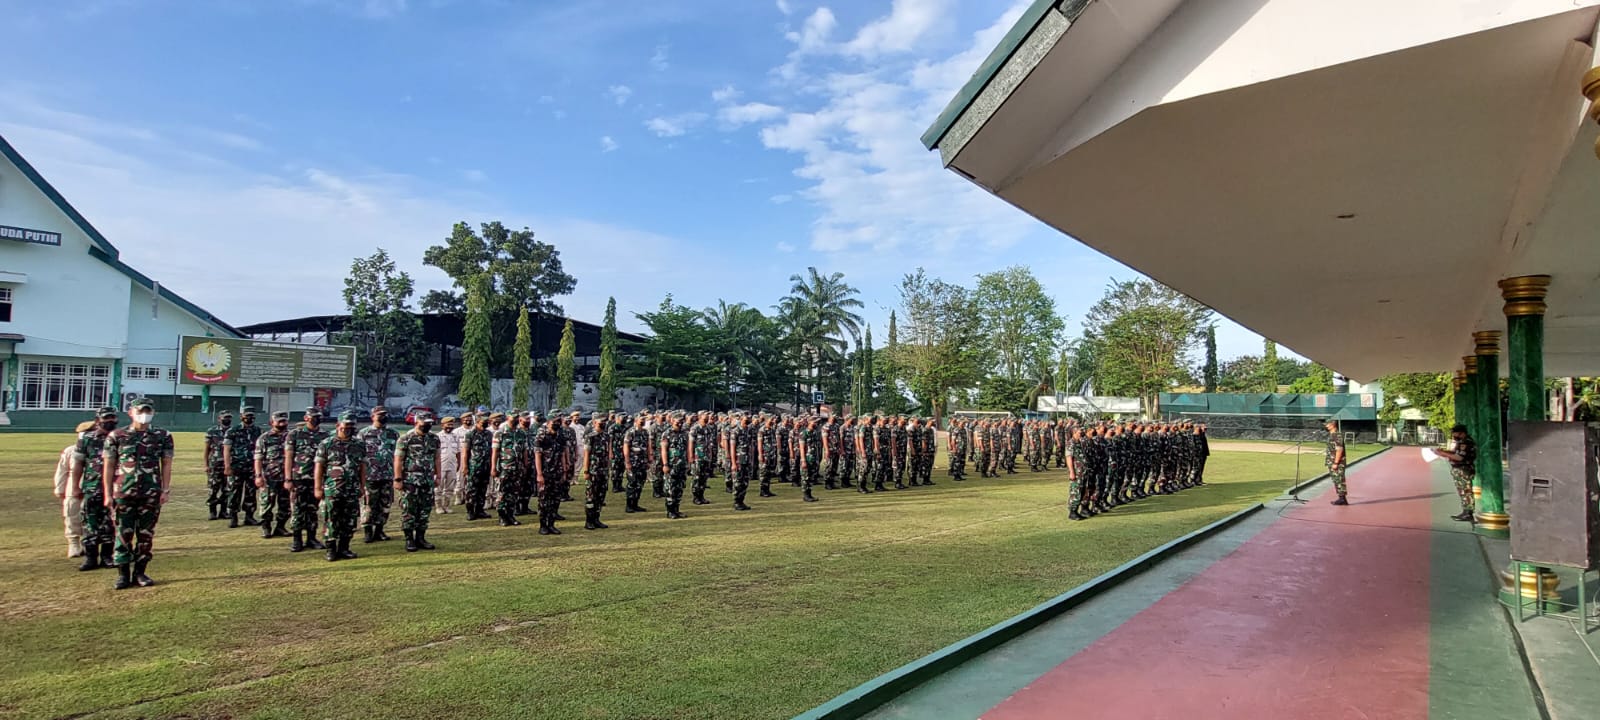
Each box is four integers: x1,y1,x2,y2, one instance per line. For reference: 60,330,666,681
0,133,260,429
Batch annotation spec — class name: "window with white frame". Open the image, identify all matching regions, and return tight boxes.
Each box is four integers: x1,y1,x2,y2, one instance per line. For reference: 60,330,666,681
19,361,111,410
125,365,171,380
0,287,12,322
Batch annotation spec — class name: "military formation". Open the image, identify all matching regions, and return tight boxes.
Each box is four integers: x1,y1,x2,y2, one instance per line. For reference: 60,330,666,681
58,400,1212,587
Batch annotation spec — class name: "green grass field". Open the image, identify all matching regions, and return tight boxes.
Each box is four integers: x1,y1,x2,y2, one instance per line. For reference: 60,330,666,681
0,432,1374,720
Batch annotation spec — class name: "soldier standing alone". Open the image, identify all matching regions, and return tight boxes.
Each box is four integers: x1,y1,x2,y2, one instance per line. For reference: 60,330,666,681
1324,418,1348,506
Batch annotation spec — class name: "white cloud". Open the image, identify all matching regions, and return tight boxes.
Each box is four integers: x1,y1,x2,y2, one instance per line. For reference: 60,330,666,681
757,0,1036,254
776,0,793,16
599,135,618,153
770,194,793,204
710,85,741,103
718,102,784,127
842,0,948,58
776,241,796,253
785,7,837,53
644,113,707,138
649,44,670,72
607,84,633,106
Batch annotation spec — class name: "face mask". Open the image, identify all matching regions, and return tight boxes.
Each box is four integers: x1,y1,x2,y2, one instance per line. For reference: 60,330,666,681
419,423,434,432
274,422,288,431
307,419,321,429
221,418,233,427
242,417,254,426
376,417,389,427
133,412,154,425
99,419,118,431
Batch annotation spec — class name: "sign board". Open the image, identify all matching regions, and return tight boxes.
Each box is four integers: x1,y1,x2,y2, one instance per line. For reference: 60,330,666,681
0,224,62,246
1314,394,1329,407
179,335,356,388
1360,393,1375,408
811,390,826,405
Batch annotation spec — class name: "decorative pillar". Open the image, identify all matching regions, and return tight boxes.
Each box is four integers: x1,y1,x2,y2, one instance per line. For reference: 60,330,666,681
1500,276,1550,422
110,358,123,410
1473,332,1507,536
1461,357,1480,501
201,384,211,414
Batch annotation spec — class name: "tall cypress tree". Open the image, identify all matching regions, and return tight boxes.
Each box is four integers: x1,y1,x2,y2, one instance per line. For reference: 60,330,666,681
1203,325,1218,393
597,297,618,413
1262,338,1279,392
862,324,874,412
513,307,533,409
459,275,492,409
556,319,576,409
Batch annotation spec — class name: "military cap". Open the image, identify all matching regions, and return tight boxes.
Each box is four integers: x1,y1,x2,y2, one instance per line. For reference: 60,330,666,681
304,406,323,417
129,397,154,410
241,406,258,416
271,411,289,421
371,406,389,417
488,412,506,423
414,410,435,422
218,410,234,419
337,410,360,424
441,416,459,427
569,410,581,417
75,420,98,433
458,413,474,424
96,406,119,419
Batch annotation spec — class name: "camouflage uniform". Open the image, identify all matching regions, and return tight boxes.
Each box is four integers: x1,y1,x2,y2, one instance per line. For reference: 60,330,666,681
731,418,757,508
799,421,820,500
316,429,367,554
1067,433,1087,520
662,420,690,516
73,426,114,556
759,419,780,493
890,420,908,488
395,424,441,545
103,420,174,571
222,416,263,525
949,420,968,480
203,420,230,518
1448,435,1477,514
285,418,329,548
648,416,666,499
255,421,291,538
856,419,876,493
494,422,521,523
464,421,494,519
1325,428,1347,499
607,416,627,494
690,417,715,504
624,421,653,512
839,419,857,490
357,422,400,540
822,418,842,489
533,423,564,533
874,421,894,491
584,419,611,528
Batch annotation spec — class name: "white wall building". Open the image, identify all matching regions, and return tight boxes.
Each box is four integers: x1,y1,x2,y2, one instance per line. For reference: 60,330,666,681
0,133,260,428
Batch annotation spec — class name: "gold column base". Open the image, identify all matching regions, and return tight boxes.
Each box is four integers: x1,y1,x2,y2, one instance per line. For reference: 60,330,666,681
1475,511,1509,531
1499,566,1561,599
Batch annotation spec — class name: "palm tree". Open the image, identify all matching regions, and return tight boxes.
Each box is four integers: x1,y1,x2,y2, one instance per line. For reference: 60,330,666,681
777,267,864,405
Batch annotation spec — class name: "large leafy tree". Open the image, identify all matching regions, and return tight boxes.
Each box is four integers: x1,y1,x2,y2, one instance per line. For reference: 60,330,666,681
1379,372,1454,431
777,267,864,400
1217,355,1269,392
597,297,619,413
458,275,492,409
973,266,1064,381
1289,363,1337,393
703,300,792,409
622,295,722,408
421,221,578,369
330,248,429,406
893,268,985,423
555,319,577,409
1083,278,1213,414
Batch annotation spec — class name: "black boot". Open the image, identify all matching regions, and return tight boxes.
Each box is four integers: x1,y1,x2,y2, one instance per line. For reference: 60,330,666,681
114,564,133,590
1069,510,1085,521
364,526,377,544
290,530,304,553
1331,495,1349,506
326,542,341,561
802,488,818,503
734,490,751,511
404,529,418,552
624,494,640,513
693,489,710,505
416,529,436,549
243,511,258,526
133,560,154,587
340,537,358,559
1451,510,1474,522
584,509,604,530
724,480,733,493
229,514,240,529
78,544,101,571
759,487,777,498
273,518,289,537
858,483,871,494
306,532,326,551
374,526,390,542
497,508,515,526
99,542,114,568
874,481,886,492
666,502,685,519
207,503,219,521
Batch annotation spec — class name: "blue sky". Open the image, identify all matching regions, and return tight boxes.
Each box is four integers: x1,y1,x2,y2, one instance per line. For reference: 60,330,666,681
1,0,1282,363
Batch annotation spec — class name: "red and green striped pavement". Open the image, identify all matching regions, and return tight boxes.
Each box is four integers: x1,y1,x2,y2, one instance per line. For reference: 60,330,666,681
847,450,1547,720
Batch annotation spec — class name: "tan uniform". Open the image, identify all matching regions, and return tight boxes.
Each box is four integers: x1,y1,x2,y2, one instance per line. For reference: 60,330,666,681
56,445,85,553
436,427,464,513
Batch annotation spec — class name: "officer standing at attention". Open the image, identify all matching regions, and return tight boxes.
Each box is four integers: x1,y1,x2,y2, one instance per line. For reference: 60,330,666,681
533,416,565,534
315,411,367,561
623,414,653,514
284,408,329,553
70,408,118,571
254,411,292,539
57,419,95,560
203,411,232,520
1324,418,1348,506
583,413,611,529
222,407,263,528
357,407,400,544
102,398,174,589
435,415,463,515
394,411,442,550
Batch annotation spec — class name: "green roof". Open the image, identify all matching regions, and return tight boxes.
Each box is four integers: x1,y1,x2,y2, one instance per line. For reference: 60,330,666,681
920,0,1089,151
0,133,243,338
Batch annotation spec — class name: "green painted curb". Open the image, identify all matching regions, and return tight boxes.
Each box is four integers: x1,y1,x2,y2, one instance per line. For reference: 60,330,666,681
1283,445,1392,496
792,501,1268,720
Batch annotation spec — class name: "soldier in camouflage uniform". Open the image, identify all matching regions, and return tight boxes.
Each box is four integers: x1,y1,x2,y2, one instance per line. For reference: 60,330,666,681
101,398,174,589
839,416,858,490
254,411,292,538
623,414,653,513
660,412,690,518
222,407,263,528
203,412,232,520
905,418,925,487
690,412,715,505
874,415,894,491
609,412,628,494
647,412,667,499
1436,423,1476,521
920,418,938,485
315,411,367,562
757,415,779,495
798,415,821,502
948,418,968,480
890,417,909,489
583,414,611,529
1066,425,1087,521
355,408,399,543
464,413,494,520
855,416,876,493
492,414,522,526
730,413,756,510
394,411,442,549
1324,419,1348,505
71,407,119,571
284,408,329,553
972,420,989,478
532,416,565,534
821,415,841,490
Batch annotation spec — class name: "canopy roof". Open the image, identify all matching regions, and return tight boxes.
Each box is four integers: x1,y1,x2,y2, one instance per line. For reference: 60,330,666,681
926,0,1600,381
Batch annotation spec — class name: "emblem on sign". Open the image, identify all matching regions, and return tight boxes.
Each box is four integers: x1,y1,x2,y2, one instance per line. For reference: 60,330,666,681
185,342,233,384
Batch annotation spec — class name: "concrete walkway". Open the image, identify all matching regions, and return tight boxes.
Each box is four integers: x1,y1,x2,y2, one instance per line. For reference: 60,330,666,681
860,450,1557,720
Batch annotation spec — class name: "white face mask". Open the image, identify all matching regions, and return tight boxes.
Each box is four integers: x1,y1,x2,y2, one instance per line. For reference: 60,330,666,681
133,412,155,425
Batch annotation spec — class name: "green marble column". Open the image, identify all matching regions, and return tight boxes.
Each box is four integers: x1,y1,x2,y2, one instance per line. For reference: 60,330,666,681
1472,333,1506,537
1500,276,1550,423
110,359,123,410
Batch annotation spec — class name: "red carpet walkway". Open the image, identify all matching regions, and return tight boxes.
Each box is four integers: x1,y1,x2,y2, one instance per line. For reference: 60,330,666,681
856,450,1544,720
